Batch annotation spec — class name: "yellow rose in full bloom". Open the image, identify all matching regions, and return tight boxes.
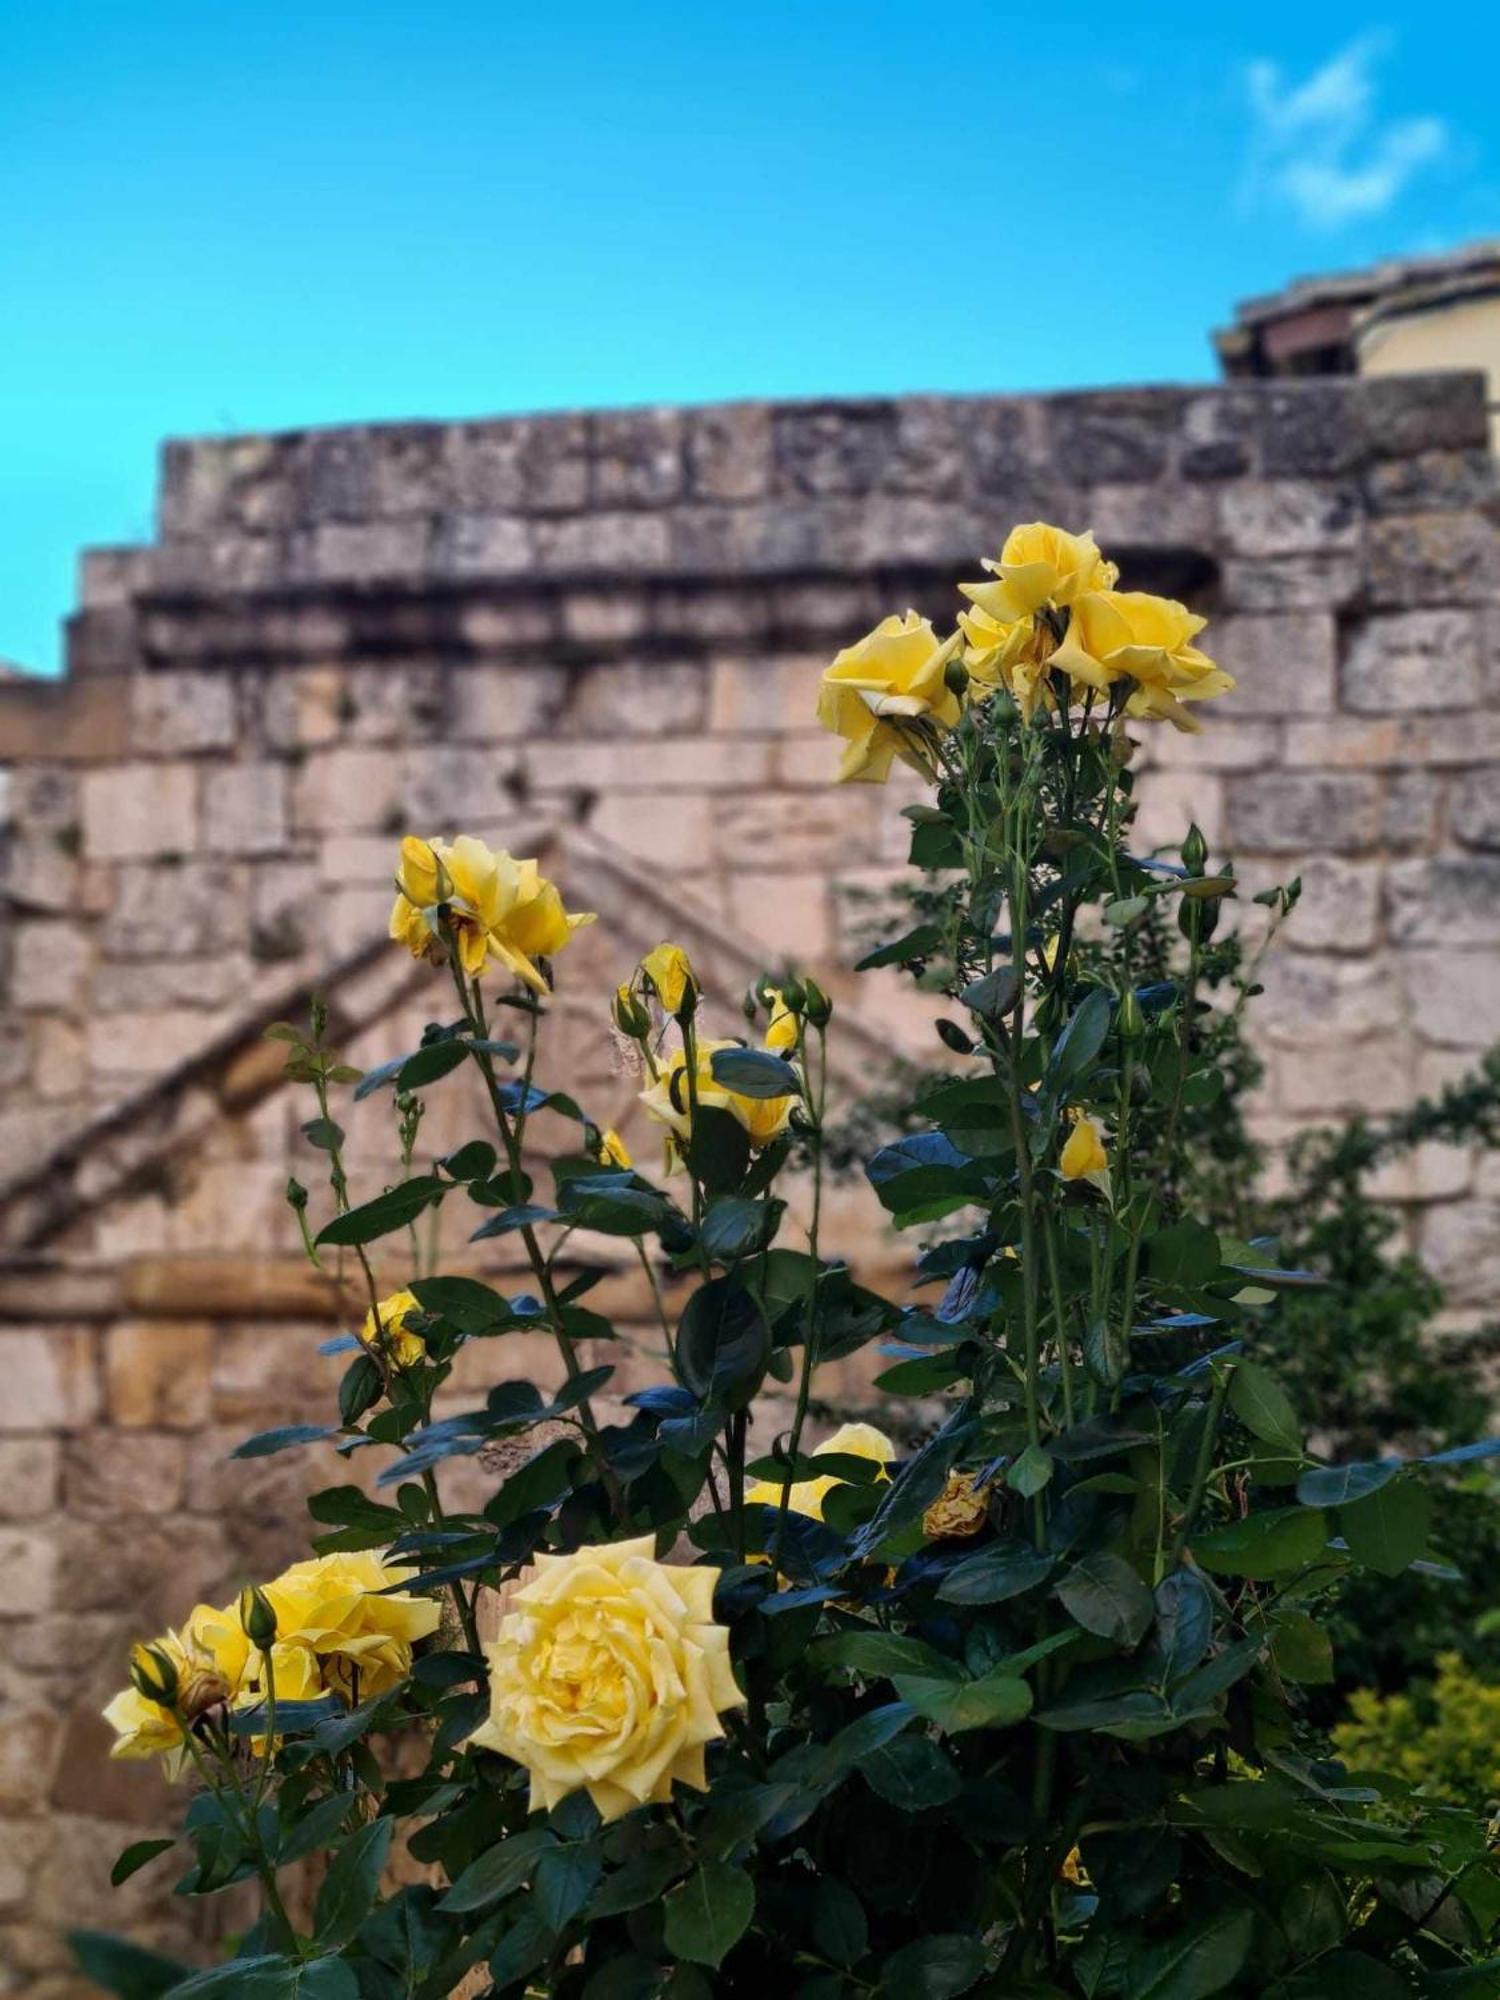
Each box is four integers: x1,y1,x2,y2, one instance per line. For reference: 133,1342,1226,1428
389,835,594,989
1050,591,1234,732
639,1036,796,1162
468,1536,743,1822
104,1601,250,1765
961,523,1117,624
817,611,963,784
263,1551,441,1700
1060,1110,1110,1183
363,1287,427,1369
745,1422,896,1522
639,942,696,1017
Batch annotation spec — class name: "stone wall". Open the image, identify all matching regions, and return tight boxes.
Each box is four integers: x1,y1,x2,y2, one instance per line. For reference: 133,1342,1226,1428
1,369,1498,1991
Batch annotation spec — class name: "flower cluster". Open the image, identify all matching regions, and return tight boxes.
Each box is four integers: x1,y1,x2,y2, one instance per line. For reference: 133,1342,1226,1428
817,520,1233,779
104,1551,440,1767
389,835,594,988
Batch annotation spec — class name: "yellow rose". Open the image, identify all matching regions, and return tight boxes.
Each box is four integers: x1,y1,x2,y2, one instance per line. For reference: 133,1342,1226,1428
956,602,1059,723
745,1422,896,1522
639,1036,796,1162
1060,1110,1109,1183
922,1470,990,1541
960,522,1117,625
468,1536,743,1822
389,836,594,989
1050,591,1234,732
263,1551,441,1701
817,611,963,784
104,1601,250,1765
363,1287,427,1369
639,942,696,1016
596,1127,633,1170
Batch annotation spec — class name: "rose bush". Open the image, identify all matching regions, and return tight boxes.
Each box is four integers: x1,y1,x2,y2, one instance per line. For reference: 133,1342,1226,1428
77,522,1500,2000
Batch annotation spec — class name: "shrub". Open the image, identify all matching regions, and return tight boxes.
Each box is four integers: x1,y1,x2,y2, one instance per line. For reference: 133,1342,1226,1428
82,522,1500,1997
1335,1654,1500,1812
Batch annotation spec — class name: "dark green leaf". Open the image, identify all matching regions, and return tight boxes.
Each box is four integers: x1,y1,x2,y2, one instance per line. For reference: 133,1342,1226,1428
315,1178,444,1248
877,1934,986,1998
893,1668,1032,1734
439,1828,556,1913
663,1861,755,1968
1193,1507,1329,1580
1295,1459,1399,1507
231,1424,339,1460
534,1840,603,1931
937,1544,1055,1606
1340,1476,1432,1577
861,1735,962,1810
109,1839,175,1887
1050,989,1112,1088
1145,1219,1221,1290
701,1196,784,1263
1056,1552,1154,1647
1122,1903,1253,1999
398,1039,472,1088
811,1878,868,1968
708,1047,802,1099
313,1816,393,1950
69,1930,191,1998
1228,1361,1301,1455
676,1277,769,1410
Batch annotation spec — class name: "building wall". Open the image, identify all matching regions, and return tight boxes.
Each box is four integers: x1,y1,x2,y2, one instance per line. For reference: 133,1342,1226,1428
1,369,1498,1990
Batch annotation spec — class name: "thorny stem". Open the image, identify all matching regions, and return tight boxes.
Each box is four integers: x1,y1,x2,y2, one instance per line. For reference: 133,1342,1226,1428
1170,1358,1236,1564
774,1020,828,1568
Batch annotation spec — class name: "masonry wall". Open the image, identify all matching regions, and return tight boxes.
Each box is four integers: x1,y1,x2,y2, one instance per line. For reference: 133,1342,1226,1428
1,370,1498,1991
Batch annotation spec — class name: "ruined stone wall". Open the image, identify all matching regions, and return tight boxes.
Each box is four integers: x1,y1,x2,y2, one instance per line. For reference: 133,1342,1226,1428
1,370,1498,1990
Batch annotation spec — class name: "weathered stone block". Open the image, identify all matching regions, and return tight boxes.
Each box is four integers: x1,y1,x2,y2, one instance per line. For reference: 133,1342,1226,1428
0,1708,60,1808
202,762,288,855
1049,390,1180,484
0,1527,58,1615
1364,448,1496,516
7,922,91,1011
685,403,773,501
0,1439,59,1519
103,1321,213,1429
1261,381,1368,476
87,1009,218,1082
1226,771,1380,852
1219,554,1363,612
592,409,684,506
110,860,248,960
81,763,196,861
447,662,568,741
1210,614,1335,715
62,1431,187,1514
1367,511,1500,607
445,414,590,514
1341,610,1480,712
1453,768,1500,849
1398,949,1500,1048
433,511,534,577
1274,1036,1413,1115
1389,856,1500,946
773,403,895,496
559,661,706,737
727,868,831,960
1238,854,1381,953
964,397,1054,497
1256,953,1402,1043
588,790,713,869
532,511,672,572
1360,372,1490,459
300,518,432,584
290,745,403,835
1420,1198,1500,1310
1219,481,1361,558
887,397,966,496
711,789,880,872
0,1329,99,1431
129,670,237,755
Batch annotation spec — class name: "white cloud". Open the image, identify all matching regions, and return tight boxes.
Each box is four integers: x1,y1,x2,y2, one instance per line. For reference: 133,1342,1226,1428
1240,33,1448,229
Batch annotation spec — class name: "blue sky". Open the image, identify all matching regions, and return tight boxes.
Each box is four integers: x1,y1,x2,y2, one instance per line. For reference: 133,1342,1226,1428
1,3,1490,673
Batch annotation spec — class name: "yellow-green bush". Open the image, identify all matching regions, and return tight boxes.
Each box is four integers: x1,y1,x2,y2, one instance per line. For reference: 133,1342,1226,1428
1335,1653,1500,1810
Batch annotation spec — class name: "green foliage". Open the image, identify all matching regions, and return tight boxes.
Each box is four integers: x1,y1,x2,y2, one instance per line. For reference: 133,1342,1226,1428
1334,1655,1500,1811
87,614,1500,1997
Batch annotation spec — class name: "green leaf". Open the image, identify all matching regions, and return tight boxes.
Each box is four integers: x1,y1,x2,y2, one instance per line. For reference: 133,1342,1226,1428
1148,1567,1213,1682
676,1277,769,1410
856,921,943,971
1056,1552,1154,1646
556,1174,673,1238
708,1046,801,1098
1049,988,1112,1089
1295,1459,1400,1508
1145,1219,1221,1289
109,1838,175,1887
397,1038,472,1088
1193,1506,1329,1579
1269,1609,1334,1684
937,1544,1055,1606
313,1815,393,1950
811,1878,868,1967
1228,1361,1301,1455
534,1840,603,1931
1339,1476,1432,1577
410,1276,516,1335
893,1668,1033,1734
588,1846,687,1918
683,1104,752,1198
701,1195,784,1263
811,1630,954,1682
877,1934,987,1998
231,1424,339,1460
860,1734,962,1810
315,1177,444,1248
1007,1443,1053,1497
68,1931,191,1999
488,1911,556,1991
275,1792,355,1867
1123,1904,1253,2000
439,1827,556,1913
663,1861,755,1968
